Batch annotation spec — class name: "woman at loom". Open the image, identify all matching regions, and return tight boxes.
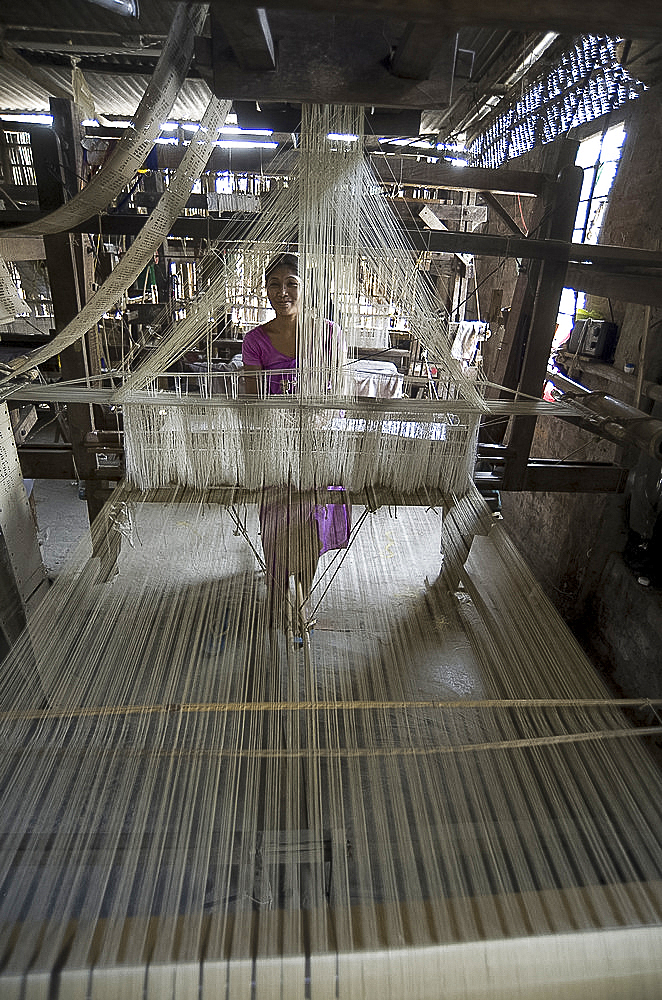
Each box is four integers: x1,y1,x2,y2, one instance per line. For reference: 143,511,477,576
242,252,350,633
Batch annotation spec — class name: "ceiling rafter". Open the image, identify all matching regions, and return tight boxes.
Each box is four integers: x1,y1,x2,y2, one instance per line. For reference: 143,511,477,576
205,1,662,39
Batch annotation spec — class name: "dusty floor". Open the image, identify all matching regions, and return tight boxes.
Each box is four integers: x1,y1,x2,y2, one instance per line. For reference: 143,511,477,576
3,490,661,993
31,478,91,578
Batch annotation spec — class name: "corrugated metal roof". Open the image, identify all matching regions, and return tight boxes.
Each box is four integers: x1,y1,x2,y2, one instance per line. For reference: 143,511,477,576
0,0,211,120
2,0,178,39
0,61,212,120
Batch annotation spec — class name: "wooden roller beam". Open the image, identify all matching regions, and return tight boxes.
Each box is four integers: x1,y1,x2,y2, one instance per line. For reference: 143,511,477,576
208,0,662,39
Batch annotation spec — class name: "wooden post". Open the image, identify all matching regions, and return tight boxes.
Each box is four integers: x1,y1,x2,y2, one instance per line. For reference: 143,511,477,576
483,141,580,444
501,157,583,489
31,101,105,525
0,402,48,651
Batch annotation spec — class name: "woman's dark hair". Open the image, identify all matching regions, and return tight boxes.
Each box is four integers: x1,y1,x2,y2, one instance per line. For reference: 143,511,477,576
264,252,299,282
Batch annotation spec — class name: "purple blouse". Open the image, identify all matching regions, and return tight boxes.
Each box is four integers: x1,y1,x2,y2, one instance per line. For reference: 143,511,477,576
242,320,341,396
241,324,297,396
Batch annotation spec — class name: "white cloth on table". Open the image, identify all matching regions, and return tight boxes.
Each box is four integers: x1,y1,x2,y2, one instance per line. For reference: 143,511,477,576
350,359,403,399
184,354,243,395
183,355,404,400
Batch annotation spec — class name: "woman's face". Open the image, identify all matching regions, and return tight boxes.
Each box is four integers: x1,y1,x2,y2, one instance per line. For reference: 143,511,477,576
266,266,300,318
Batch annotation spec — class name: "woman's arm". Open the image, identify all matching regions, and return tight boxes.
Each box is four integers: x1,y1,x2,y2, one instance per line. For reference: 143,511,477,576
243,363,261,397
242,327,264,397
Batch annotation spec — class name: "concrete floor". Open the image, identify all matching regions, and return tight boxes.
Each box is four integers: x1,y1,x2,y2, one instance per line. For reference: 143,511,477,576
21,407,92,580
4,490,662,987
30,478,91,578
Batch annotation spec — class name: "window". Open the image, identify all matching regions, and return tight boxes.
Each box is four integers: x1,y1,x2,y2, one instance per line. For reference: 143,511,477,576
556,123,626,340
5,131,37,186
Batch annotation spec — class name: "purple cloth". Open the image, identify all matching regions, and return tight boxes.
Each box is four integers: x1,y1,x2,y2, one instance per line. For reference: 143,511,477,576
259,488,350,565
242,324,297,395
314,487,350,554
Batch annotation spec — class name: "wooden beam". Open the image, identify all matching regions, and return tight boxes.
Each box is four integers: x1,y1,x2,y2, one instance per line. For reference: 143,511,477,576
484,262,534,403
481,140,578,441
478,191,526,237
210,10,455,108
509,460,628,493
11,441,630,494
9,140,544,196
389,22,457,80
17,444,76,480
5,209,662,279
0,236,45,260
502,158,584,490
5,198,662,281
402,229,662,270
0,403,47,617
33,100,104,528
475,461,629,493
369,155,545,195
565,263,662,307
0,212,243,240
215,1,662,39
211,4,276,72
158,145,547,193
160,145,547,194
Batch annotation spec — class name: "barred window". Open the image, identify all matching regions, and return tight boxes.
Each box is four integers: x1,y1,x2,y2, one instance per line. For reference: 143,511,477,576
556,123,626,340
5,131,37,186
